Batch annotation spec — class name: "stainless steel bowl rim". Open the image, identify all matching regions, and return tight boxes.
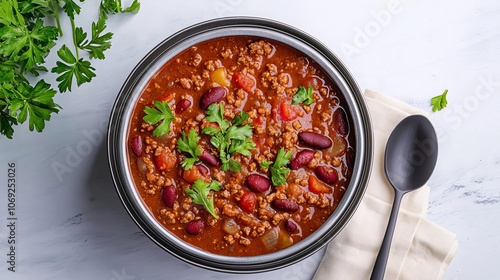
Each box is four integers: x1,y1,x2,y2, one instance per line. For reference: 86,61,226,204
107,16,373,273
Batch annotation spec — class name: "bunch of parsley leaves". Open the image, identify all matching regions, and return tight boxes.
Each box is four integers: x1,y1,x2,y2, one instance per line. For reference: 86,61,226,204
0,0,140,139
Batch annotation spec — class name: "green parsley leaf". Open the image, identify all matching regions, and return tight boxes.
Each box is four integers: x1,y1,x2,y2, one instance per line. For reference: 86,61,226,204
431,89,448,112
185,179,222,219
0,110,17,139
100,0,141,15
76,15,113,60
201,126,219,136
232,111,249,126
0,18,58,74
205,103,230,132
6,79,60,133
226,160,241,172
51,45,97,92
62,0,82,20
143,100,174,137
259,160,273,169
177,128,202,170
225,123,253,141
229,137,255,157
202,104,256,172
269,147,292,186
292,85,314,106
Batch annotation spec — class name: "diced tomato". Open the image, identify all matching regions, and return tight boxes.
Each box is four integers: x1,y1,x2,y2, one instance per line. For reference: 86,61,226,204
240,191,256,213
308,176,332,194
154,150,176,171
182,166,209,183
232,72,255,92
254,115,265,125
279,101,299,121
158,93,174,102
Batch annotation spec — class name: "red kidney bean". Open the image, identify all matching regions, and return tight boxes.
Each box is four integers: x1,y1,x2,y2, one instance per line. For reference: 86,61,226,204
175,98,191,114
284,219,297,233
245,174,271,193
186,220,205,235
198,149,220,167
289,150,315,170
195,163,210,176
161,185,177,208
333,109,348,136
298,132,332,150
315,165,338,184
271,199,299,213
130,136,143,157
199,86,226,110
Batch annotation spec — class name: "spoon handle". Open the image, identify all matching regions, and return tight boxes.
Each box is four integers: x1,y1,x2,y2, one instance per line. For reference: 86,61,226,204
370,191,404,280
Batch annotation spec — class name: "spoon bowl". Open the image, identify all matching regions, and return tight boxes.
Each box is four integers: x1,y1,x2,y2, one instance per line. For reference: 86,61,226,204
370,115,438,280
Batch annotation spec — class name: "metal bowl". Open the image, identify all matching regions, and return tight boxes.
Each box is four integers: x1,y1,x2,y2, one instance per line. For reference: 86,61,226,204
107,17,373,273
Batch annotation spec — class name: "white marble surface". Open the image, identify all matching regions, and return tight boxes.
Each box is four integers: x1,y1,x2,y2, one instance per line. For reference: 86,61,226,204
1,0,499,279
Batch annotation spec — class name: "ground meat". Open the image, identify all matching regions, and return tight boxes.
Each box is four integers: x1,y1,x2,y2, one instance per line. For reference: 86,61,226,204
220,48,233,59
180,211,195,224
239,237,251,246
189,53,202,67
224,234,236,245
249,40,274,58
223,204,239,217
160,209,176,224
191,74,204,91
177,78,192,89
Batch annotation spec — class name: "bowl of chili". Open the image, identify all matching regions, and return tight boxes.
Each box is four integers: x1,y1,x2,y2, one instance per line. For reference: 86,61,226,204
108,17,373,273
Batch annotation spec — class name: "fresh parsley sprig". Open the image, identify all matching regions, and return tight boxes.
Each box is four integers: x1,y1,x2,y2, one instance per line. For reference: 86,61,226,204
268,147,292,186
292,85,315,106
177,128,202,170
143,100,175,137
0,0,140,139
52,45,97,93
185,179,222,219
2,79,60,135
431,89,448,112
201,104,256,172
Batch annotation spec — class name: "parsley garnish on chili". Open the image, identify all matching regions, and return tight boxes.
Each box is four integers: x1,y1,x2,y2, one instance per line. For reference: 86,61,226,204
292,85,315,106
143,100,174,137
202,103,256,172
185,179,222,219
269,147,292,186
177,128,202,170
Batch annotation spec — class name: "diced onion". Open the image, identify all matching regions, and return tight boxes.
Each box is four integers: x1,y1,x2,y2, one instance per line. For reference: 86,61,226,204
261,228,278,250
331,135,347,157
136,157,148,173
222,218,239,235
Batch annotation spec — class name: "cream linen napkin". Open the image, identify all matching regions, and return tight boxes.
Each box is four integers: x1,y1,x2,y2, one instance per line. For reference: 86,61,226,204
313,90,458,280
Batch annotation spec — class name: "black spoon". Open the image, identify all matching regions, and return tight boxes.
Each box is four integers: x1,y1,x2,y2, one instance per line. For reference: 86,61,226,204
370,115,438,280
